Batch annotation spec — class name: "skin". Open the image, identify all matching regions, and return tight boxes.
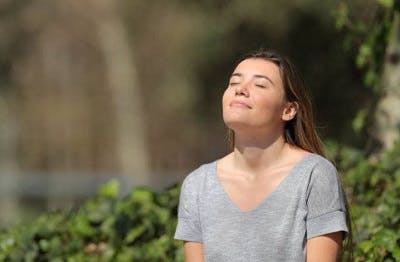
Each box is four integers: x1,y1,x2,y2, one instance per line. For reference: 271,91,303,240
184,58,343,261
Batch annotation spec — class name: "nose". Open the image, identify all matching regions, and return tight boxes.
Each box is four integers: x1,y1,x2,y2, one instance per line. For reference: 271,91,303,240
235,82,249,96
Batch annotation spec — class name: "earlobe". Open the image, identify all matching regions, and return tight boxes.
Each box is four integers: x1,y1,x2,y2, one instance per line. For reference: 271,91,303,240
282,102,299,121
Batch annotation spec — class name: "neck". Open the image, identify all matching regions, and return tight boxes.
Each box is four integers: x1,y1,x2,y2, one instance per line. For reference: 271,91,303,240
232,130,288,174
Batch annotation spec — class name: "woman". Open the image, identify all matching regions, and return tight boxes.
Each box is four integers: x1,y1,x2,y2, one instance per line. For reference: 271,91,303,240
174,50,350,261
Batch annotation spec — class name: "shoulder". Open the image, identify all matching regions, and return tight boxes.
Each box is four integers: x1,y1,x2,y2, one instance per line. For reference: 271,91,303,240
181,160,216,191
306,153,338,177
305,154,342,194
306,153,337,172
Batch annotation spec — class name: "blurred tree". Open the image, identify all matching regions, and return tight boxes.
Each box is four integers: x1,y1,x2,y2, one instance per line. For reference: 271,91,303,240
0,0,152,216
0,95,19,225
336,0,400,154
3,0,151,180
0,0,31,227
89,0,150,182
374,11,400,152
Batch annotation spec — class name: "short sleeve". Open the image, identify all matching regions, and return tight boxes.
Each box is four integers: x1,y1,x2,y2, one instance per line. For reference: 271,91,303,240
174,169,203,243
306,159,349,240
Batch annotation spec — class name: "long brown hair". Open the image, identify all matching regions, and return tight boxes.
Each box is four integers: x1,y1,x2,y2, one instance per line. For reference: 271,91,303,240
226,49,353,260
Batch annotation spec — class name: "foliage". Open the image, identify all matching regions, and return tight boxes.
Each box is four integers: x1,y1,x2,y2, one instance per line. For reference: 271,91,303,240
0,180,183,261
327,141,400,261
334,0,400,134
335,0,398,92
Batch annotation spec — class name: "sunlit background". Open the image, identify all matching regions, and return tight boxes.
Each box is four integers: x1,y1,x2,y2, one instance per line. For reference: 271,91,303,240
0,0,389,230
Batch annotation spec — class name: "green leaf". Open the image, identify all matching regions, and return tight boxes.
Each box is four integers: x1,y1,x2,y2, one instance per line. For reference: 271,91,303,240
356,44,372,68
378,0,394,8
359,240,374,253
131,188,154,204
334,2,349,30
125,225,146,243
71,213,95,238
39,239,49,252
352,109,367,133
393,247,400,261
99,179,120,198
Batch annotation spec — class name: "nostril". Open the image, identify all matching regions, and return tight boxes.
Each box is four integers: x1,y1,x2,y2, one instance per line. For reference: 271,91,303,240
235,85,248,96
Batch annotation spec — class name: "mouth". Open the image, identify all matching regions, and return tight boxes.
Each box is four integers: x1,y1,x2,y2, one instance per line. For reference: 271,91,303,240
229,101,251,109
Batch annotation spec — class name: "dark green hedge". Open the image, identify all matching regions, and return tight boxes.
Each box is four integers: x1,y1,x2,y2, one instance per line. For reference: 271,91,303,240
1,142,400,261
0,181,183,261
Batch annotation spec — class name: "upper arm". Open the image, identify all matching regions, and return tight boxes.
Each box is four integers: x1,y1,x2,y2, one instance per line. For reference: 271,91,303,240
184,241,205,262
174,173,203,242
306,160,349,239
306,232,343,262
305,159,348,261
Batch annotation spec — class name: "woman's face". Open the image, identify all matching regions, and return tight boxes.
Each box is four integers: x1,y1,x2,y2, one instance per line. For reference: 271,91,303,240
222,58,291,133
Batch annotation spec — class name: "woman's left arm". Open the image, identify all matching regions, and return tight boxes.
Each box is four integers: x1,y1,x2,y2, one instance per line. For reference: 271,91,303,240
306,232,343,262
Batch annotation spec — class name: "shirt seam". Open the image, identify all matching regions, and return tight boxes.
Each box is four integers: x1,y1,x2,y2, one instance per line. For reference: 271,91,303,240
307,209,345,222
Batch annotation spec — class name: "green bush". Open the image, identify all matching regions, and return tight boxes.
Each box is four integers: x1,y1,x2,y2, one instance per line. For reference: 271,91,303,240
327,141,400,261
1,143,400,261
0,180,184,261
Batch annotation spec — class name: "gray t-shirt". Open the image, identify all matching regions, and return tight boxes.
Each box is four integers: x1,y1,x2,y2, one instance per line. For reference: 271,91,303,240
174,153,349,261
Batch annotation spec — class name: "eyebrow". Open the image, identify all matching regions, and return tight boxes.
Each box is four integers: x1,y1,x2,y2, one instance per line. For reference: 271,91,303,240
230,73,274,85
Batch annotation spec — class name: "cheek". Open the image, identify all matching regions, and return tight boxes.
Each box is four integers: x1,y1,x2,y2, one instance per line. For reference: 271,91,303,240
254,94,285,117
222,89,235,122
222,89,231,109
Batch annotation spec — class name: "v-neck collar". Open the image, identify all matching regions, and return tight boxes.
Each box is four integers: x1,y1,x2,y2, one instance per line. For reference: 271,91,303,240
212,153,314,213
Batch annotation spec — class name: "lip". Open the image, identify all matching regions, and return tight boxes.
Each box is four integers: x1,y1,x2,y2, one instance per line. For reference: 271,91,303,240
229,100,251,109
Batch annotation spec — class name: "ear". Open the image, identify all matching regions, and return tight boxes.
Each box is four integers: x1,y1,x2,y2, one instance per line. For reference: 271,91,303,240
282,102,298,121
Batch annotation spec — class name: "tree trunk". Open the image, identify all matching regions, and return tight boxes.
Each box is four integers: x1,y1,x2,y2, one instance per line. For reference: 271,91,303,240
90,0,151,185
373,12,400,152
0,96,20,226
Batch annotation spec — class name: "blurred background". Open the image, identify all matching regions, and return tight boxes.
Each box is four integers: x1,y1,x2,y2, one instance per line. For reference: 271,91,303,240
0,0,396,230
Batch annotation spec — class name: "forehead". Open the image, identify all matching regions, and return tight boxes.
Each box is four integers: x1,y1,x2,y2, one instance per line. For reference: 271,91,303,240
233,58,281,80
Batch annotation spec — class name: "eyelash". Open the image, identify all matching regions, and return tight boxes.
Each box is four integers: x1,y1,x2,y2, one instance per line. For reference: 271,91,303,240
228,82,266,88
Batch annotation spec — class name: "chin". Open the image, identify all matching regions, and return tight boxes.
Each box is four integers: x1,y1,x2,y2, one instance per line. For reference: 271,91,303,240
223,119,251,132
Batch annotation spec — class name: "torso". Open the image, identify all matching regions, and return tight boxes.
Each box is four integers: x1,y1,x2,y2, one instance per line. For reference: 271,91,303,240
202,152,318,261
174,152,348,261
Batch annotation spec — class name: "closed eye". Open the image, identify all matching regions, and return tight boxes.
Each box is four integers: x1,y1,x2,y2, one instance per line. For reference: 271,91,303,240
255,84,266,88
